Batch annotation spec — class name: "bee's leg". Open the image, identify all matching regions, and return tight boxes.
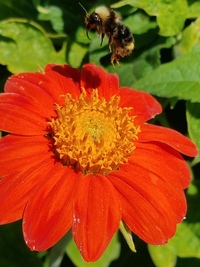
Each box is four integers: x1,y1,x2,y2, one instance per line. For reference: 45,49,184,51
86,29,91,40
100,33,105,46
111,52,121,68
111,52,115,66
116,59,121,68
108,36,113,52
111,59,115,68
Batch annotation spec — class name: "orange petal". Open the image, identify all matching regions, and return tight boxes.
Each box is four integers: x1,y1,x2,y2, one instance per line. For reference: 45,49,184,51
81,63,119,100
44,64,81,98
117,87,162,124
130,141,191,189
0,158,56,223
139,124,198,157
73,174,121,262
109,160,187,245
5,75,56,115
0,135,52,176
0,94,48,134
23,165,79,251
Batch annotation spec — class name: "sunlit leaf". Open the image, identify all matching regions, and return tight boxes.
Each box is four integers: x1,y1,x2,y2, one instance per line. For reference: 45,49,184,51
0,19,66,73
174,17,200,57
76,26,91,45
169,223,200,258
68,42,88,68
134,45,200,101
148,220,200,267
148,244,177,267
123,12,157,35
111,0,188,36
37,4,64,33
187,0,200,18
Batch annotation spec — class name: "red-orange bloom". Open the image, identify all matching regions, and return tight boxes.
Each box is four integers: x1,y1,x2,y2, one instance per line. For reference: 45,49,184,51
0,63,197,262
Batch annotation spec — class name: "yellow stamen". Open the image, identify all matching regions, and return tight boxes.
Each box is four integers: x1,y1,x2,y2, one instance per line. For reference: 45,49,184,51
49,88,140,175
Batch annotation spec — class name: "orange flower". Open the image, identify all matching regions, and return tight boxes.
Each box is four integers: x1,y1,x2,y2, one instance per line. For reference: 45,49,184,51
0,63,197,262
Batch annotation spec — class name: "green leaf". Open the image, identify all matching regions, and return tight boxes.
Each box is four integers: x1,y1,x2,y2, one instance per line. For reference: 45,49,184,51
112,0,188,36
134,45,200,101
149,221,200,267
123,12,157,35
123,35,175,84
68,42,88,68
174,17,200,57
0,19,66,73
76,26,91,45
187,0,200,18
114,64,136,87
37,4,64,33
186,102,200,153
66,233,121,267
88,37,110,66
168,223,200,258
154,0,188,36
148,244,177,267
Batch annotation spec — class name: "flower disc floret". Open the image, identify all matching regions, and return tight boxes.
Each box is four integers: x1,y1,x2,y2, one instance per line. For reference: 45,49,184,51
49,88,140,174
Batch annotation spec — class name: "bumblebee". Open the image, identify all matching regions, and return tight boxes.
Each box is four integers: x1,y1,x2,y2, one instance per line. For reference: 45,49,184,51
80,4,134,66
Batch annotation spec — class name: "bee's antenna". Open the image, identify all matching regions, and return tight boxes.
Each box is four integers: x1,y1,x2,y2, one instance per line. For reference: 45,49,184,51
79,2,91,41
79,2,88,14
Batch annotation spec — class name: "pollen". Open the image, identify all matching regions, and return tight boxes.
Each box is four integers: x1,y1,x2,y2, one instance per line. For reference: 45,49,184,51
49,88,140,175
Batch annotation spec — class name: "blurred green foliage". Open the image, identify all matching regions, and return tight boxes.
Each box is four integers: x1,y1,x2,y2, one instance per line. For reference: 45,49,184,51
0,0,200,266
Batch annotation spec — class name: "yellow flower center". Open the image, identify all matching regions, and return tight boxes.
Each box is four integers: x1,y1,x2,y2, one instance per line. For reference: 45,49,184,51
49,88,140,175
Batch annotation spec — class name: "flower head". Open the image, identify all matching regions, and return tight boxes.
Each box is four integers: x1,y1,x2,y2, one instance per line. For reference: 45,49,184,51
0,63,197,262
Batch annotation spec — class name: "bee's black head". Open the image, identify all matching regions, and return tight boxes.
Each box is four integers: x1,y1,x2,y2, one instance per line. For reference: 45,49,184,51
85,12,102,40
